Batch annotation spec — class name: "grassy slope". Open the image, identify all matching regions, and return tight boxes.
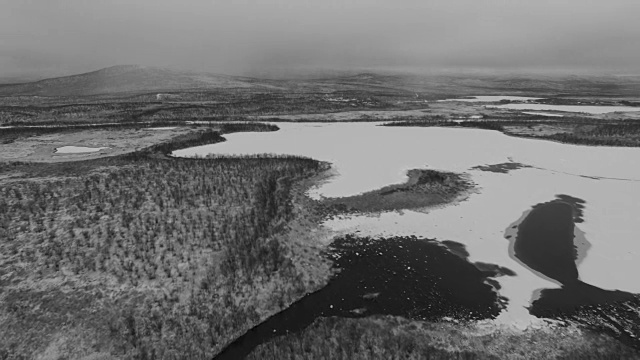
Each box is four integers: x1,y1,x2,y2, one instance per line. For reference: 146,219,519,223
0,65,260,97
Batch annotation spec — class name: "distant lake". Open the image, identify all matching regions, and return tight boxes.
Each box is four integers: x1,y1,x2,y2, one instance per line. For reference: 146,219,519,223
55,146,107,153
438,96,542,102
488,103,640,114
173,123,640,329
522,112,564,117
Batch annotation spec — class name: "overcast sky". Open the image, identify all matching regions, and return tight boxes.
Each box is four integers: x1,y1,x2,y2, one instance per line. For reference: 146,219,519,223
1,0,639,78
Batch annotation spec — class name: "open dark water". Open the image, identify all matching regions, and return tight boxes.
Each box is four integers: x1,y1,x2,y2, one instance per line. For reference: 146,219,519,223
512,196,640,350
215,235,507,359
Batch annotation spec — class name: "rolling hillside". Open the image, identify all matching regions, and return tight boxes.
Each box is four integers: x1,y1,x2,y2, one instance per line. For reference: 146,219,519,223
0,65,272,96
1,65,640,98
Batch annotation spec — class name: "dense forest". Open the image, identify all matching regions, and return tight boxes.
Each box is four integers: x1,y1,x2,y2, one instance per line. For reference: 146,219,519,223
0,151,330,358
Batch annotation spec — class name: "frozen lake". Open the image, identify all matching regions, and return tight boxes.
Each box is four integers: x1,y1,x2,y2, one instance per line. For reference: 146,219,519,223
489,103,640,114
173,123,640,328
438,96,542,102
522,112,564,117
54,146,108,153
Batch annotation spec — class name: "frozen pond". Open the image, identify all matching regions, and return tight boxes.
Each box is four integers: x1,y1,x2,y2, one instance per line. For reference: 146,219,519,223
54,146,108,153
173,123,640,329
522,112,564,117
438,96,542,102
489,103,640,114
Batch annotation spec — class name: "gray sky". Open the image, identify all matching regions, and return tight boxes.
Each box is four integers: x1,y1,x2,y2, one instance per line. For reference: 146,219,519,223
1,0,639,78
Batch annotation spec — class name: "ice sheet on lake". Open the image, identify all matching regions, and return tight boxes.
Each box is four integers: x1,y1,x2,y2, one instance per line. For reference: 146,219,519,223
489,103,640,114
173,122,640,329
55,146,108,153
522,112,564,117
438,96,542,102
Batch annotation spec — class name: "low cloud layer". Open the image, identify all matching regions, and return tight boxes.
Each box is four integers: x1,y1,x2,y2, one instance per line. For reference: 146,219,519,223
2,0,639,78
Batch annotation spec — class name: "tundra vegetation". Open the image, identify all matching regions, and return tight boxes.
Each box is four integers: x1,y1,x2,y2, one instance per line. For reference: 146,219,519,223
0,90,408,126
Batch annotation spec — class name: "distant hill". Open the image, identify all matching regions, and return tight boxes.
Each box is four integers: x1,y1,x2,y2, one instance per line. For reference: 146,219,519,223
0,65,270,96
0,75,46,85
2,65,640,98
316,72,640,97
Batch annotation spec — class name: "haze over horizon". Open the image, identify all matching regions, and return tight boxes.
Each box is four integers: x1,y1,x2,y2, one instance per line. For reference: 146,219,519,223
2,0,640,80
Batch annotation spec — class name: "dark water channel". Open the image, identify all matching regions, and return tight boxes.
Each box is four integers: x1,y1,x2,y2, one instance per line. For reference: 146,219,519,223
215,235,508,359
509,195,640,349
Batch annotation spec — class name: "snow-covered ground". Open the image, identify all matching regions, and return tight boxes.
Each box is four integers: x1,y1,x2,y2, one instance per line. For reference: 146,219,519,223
173,122,640,329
